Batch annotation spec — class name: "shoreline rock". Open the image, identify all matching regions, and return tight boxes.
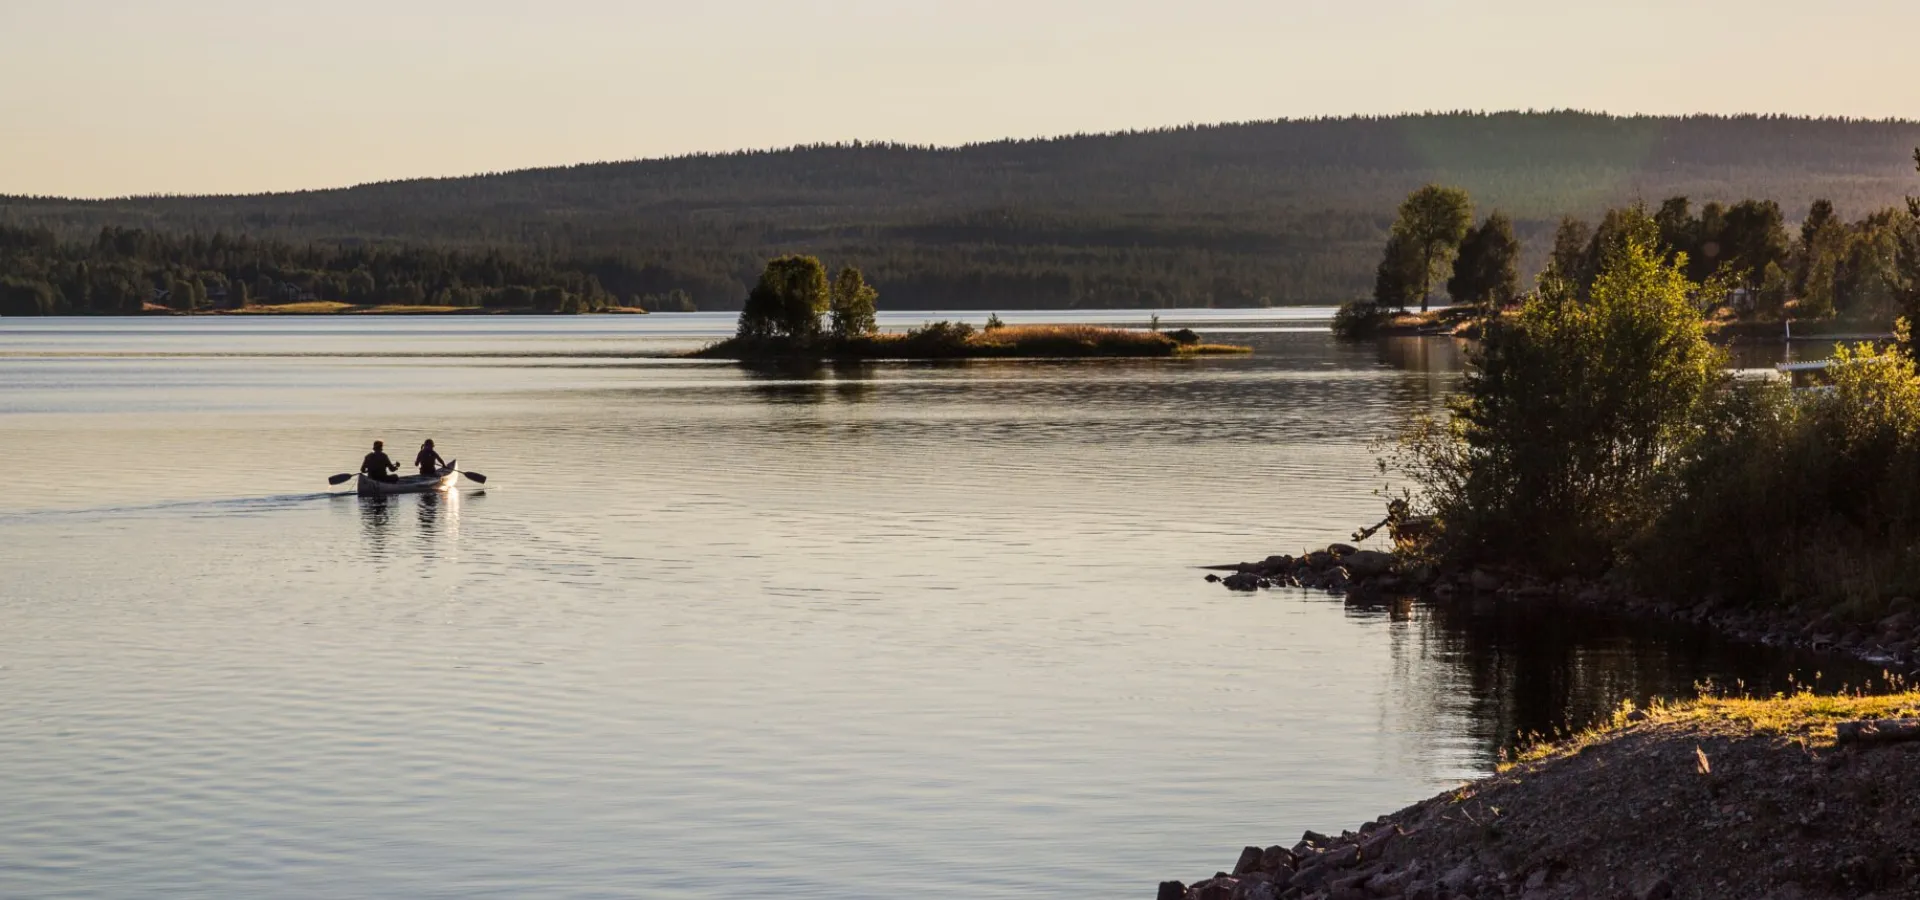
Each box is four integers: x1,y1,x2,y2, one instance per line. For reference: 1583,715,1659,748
1162,691,1920,898
1203,544,1920,674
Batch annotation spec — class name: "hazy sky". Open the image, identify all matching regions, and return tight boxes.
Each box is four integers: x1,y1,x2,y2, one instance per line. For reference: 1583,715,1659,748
3,0,1917,198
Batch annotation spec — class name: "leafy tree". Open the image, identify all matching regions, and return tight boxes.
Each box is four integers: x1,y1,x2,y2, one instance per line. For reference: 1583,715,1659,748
738,255,830,340
1544,216,1594,290
1755,261,1790,318
1387,185,1474,312
828,266,879,338
1796,198,1838,293
1654,197,1698,264
1719,199,1790,293
1394,216,1724,574
1446,212,1520,311
1371,232,1424,311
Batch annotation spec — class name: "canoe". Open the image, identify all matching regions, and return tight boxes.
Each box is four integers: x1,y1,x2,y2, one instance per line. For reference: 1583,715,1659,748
358,461,459,496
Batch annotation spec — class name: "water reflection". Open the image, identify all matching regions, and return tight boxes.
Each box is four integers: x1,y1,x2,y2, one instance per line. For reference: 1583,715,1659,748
356,490,473,560
1373,591,1890,765
739,359,886,405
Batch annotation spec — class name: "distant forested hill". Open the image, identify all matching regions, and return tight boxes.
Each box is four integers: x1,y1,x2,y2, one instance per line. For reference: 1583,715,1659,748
5,112,1919,310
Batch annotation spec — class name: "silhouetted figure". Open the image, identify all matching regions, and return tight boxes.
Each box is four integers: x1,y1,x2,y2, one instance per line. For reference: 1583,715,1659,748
361,440,399,483
414,439,447,477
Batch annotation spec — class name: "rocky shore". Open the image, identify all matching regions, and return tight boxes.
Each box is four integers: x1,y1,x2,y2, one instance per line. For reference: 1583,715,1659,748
1160,690,1920,899
1205,544,1920,674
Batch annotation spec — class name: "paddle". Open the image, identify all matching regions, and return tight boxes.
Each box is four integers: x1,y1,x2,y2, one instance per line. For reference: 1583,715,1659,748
328,473,355,486
460,470,488,484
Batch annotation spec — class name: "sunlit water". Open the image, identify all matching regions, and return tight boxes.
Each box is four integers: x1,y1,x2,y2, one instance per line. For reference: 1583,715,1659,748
0,312,1881,898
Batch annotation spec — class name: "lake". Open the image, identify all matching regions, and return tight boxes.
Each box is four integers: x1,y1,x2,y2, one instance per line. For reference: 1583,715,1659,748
0,312,1880,899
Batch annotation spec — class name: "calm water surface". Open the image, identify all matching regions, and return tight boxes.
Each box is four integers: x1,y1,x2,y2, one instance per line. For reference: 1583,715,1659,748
0,312,1880,898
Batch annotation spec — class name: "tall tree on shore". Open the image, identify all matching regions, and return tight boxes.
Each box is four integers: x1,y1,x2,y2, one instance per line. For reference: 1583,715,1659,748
1544,217,1594,293
1372,232,1424,311
1654,196,1699,264
829,266,879,338
1446,212,1520,312
1386,185,1474,312
1796,199,1838,293
1720,200,1791,294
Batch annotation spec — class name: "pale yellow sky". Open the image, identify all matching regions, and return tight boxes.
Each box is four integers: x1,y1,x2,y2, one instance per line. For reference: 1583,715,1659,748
2,0,1916,198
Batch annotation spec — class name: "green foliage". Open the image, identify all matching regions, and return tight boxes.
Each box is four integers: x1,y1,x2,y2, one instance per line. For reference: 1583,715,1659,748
1447,212,1521,311
828,266,879,339
1372,232,1424,310
985,312,1006,331
1332,297,1392,339
738,255,831,340
1544,217,1594,290
1636,347,1920,615
1756,261,1790,318
1390,185,1474,312
1395,221,1725,574
1719,199,1792,292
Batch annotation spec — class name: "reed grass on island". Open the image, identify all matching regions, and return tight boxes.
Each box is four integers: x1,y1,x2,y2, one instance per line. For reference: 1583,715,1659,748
691,323,1251,360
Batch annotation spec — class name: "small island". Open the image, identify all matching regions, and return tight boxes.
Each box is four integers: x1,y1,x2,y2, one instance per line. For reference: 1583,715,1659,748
688,255,1250,361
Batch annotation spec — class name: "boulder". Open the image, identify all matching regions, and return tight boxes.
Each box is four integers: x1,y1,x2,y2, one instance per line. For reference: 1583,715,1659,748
1233,847,1264,876
1222,573,1263,592
1305,551,1335,570
1204,574,1222,583
1321,844,1361,869
1328,543,1359,557
1258,845,1294,873
1157,881,1186,900
1343,550,1396,578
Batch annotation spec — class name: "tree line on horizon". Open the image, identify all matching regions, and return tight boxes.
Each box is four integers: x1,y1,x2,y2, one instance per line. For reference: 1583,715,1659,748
5,113,1920,314
1365,164,1920,324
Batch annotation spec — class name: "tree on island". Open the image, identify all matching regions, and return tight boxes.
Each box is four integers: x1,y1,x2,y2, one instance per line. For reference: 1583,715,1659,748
829,266,879,339
738,255,831,340
1379,185,1473,312
1446,212,1520,313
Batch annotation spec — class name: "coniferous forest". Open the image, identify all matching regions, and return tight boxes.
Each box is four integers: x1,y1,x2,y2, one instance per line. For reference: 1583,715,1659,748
5,112,1920,314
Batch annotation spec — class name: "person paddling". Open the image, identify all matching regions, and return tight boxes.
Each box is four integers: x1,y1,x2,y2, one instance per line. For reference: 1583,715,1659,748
415,439,447,477
361,440,400,483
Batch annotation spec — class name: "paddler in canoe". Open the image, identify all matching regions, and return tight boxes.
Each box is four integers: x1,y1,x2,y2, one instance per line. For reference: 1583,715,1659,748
414,439,447,477
327,441,485,491
361,440,400,484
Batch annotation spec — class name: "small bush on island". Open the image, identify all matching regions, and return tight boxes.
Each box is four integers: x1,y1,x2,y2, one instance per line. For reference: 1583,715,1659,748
1331,298,1391,339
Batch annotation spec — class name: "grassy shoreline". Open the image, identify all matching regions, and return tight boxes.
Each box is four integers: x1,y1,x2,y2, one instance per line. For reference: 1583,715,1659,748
1169,690,1920,899
689,324,1251,361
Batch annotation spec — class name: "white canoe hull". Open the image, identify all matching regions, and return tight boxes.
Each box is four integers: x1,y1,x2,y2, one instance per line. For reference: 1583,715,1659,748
357,461,459,496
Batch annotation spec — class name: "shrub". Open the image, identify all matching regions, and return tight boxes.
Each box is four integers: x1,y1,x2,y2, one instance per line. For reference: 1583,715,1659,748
1636,345,1920,615
1331,299,1390,339
1392,224,1724,575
